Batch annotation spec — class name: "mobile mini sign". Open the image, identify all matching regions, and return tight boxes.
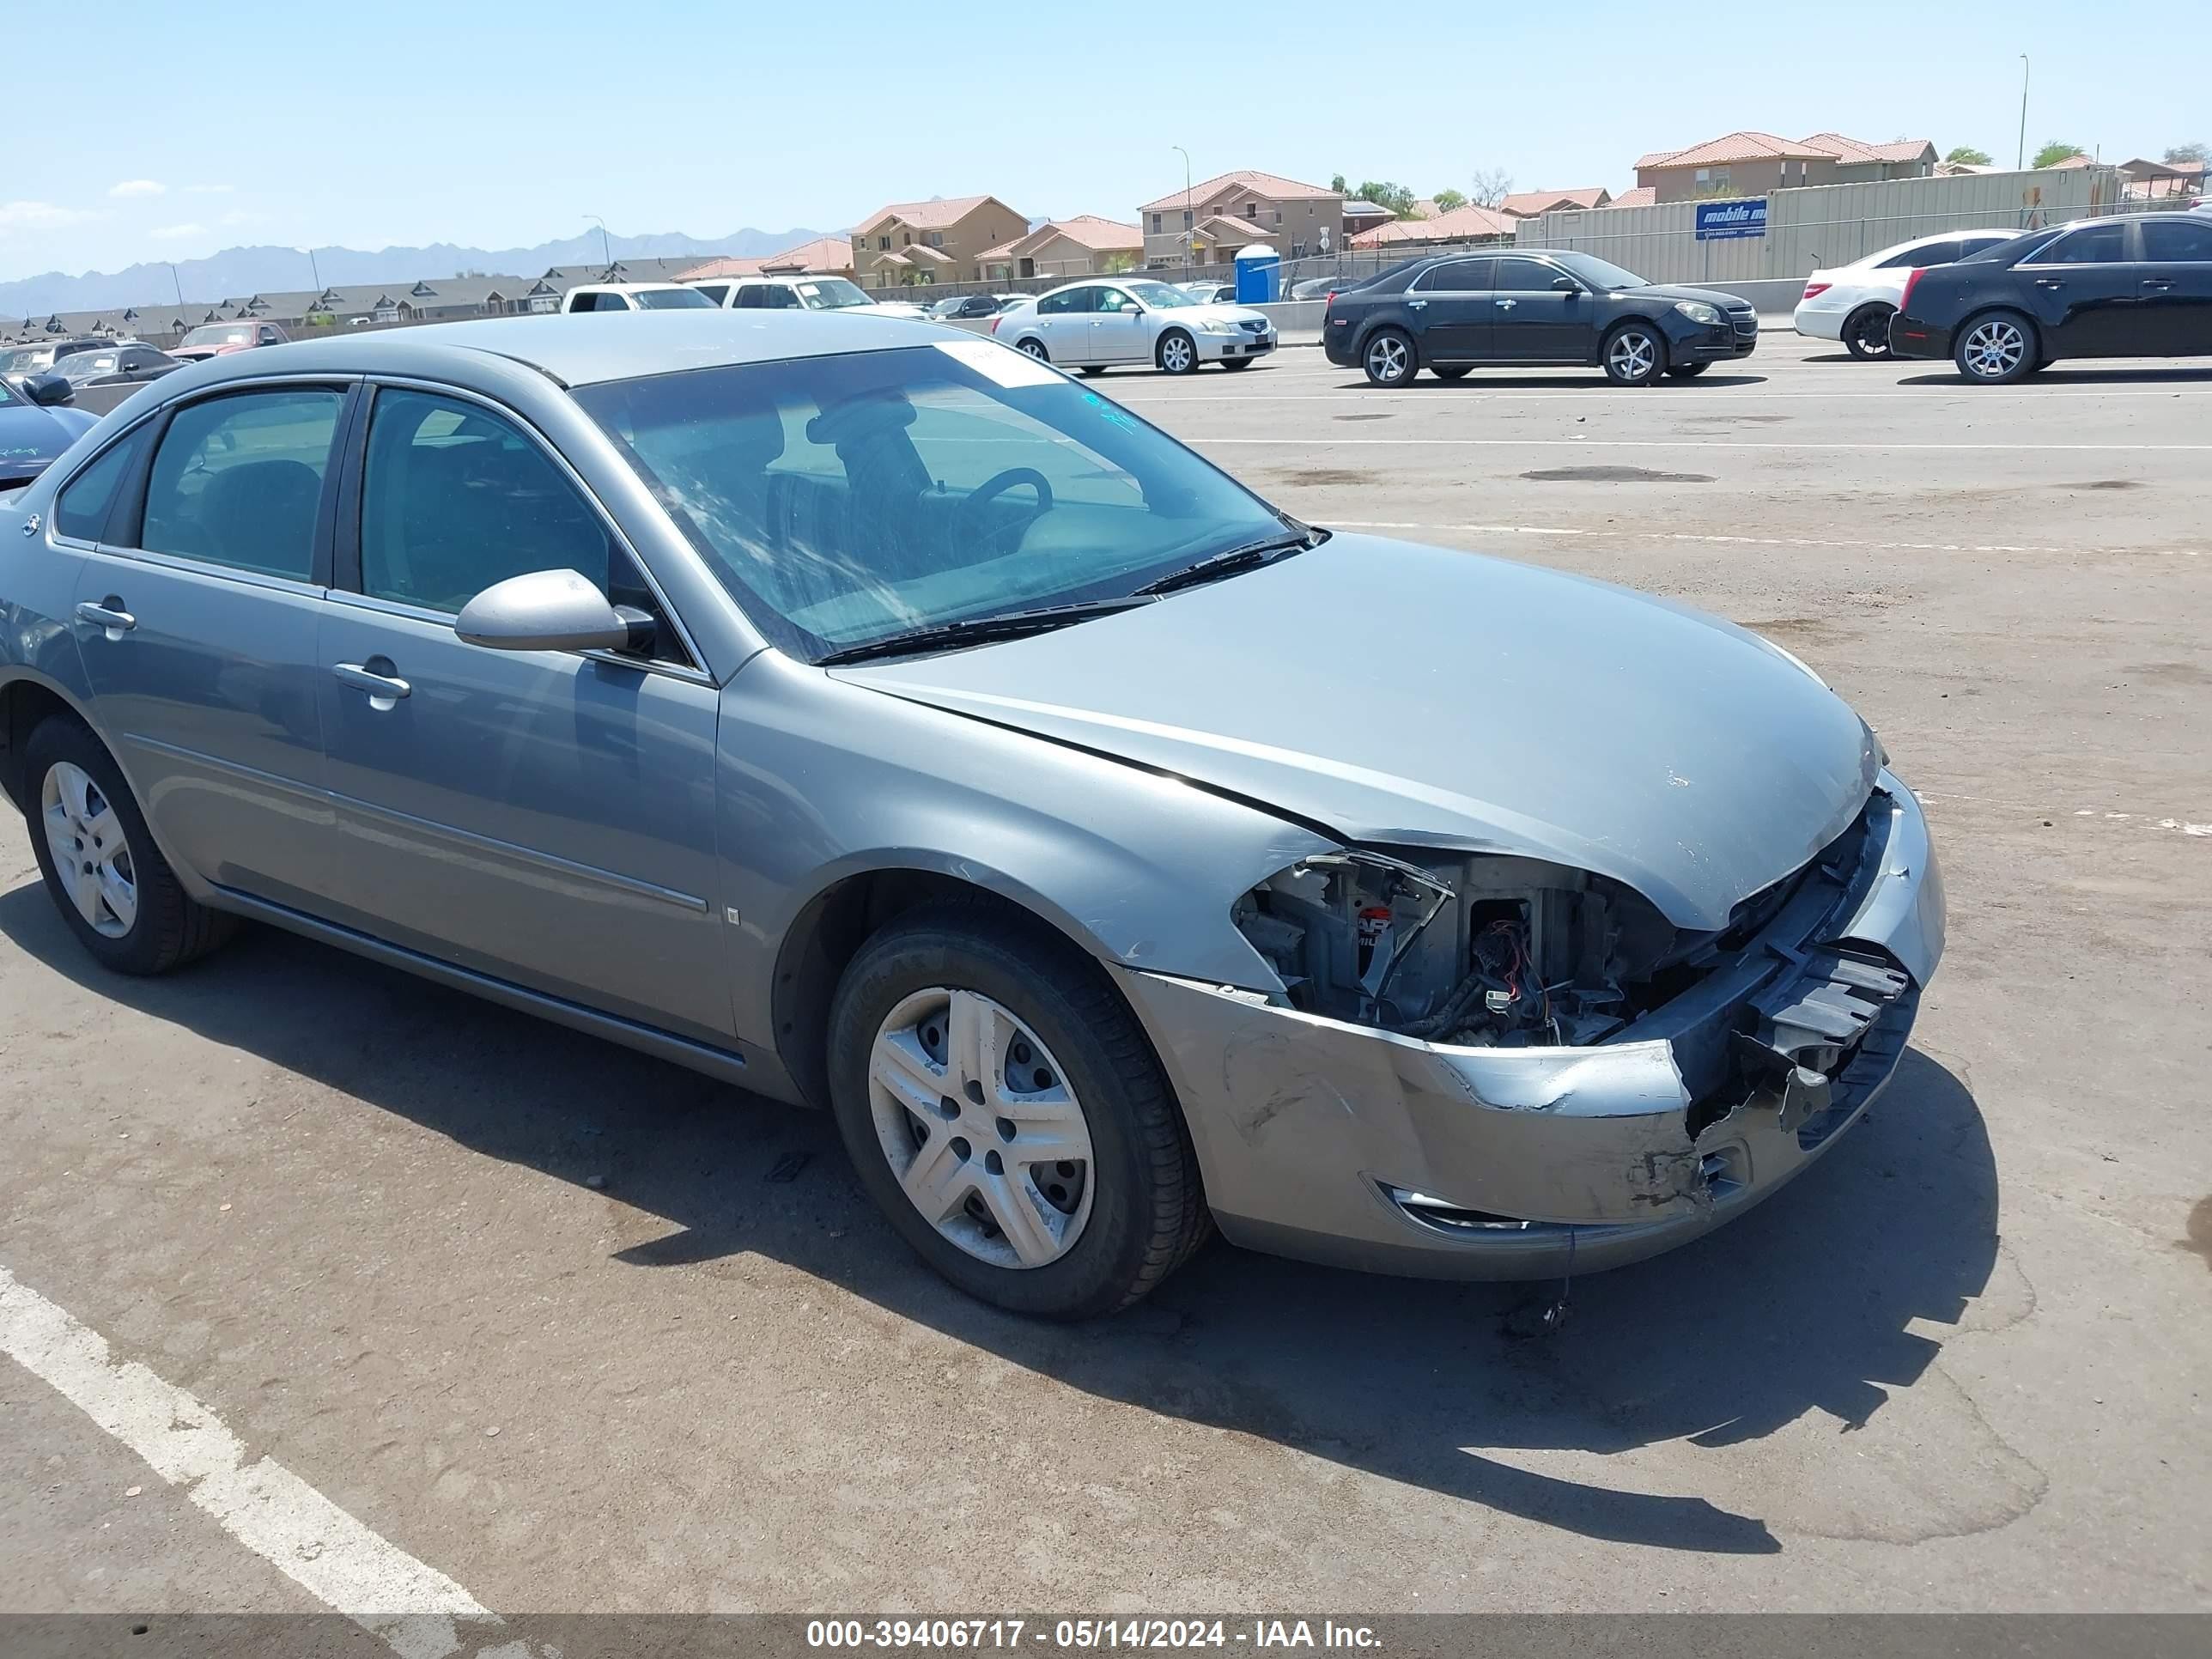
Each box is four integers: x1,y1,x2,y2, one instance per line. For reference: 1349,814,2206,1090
1695,198,1768,240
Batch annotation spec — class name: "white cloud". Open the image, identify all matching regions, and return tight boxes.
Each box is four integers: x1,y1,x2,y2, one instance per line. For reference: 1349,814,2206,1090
0,200,104,234
149,222,208,240
183,183,235,195
109,179,167,198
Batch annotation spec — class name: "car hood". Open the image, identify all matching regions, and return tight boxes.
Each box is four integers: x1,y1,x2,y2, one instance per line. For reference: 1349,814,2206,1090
1624,283,1753,308
0,401,95,477
832,536,1880,931
1182,302,1270,325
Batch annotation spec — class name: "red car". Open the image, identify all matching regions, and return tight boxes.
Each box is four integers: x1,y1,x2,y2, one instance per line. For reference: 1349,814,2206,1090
168,319,288,362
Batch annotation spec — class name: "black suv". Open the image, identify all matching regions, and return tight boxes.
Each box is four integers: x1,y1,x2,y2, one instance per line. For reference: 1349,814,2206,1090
1323,249,1758,386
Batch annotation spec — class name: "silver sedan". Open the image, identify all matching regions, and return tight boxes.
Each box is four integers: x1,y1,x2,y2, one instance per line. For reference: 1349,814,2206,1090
0,312,1941,1317
991,276,1276,374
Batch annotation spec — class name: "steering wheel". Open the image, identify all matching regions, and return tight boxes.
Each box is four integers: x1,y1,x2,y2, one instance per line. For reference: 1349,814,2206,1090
957,467,1054,556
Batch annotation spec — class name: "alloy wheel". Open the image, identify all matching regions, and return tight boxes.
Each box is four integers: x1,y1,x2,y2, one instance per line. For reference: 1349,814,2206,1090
1018,338,1048,360
1159,333,1194,374
1365,334,1408,383
41,762,137,939
866,988,1096,1269
1961,319,2026,379
1607,328,1657,382
1850,310,1892,356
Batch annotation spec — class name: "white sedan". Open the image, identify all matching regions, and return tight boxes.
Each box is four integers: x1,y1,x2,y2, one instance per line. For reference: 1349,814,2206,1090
1793,228,2022,357
991,277,1275,374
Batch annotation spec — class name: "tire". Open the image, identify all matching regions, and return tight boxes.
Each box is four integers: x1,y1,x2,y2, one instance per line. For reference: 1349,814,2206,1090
1015,337,1048,362
1220,357,1256,371
1954,310,2038,384
1841,303,1894,360
22,715,234,976
1602,321,1667,386
1077,365,1107,377
1155,330,1198,375
827,900,1207,1318
1362,327,1417,386
1664,362,1711,379
1431,365,1473,381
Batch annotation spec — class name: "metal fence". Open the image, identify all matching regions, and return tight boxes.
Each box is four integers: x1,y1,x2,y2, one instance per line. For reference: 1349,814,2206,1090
1516,166,2143,286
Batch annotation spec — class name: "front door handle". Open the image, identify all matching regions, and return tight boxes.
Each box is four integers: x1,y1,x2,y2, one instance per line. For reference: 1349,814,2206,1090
333,661,411,707
2141,278,2175,291
2033,277,2065,289
1494,299,1517,310
1406,298,1427,310
75,599,136,637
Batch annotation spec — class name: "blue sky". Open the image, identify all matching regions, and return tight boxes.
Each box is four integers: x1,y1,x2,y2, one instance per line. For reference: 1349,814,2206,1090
4,0,2199,281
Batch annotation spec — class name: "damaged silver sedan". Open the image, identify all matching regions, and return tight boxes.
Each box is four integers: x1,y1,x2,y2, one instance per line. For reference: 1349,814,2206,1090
0,312,1940,1320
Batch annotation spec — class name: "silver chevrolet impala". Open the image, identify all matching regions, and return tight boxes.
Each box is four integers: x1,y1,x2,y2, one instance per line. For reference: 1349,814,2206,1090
0,313,1942,1318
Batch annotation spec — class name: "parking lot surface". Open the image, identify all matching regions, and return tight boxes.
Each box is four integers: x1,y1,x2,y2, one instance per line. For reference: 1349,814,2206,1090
4,333,2208,1624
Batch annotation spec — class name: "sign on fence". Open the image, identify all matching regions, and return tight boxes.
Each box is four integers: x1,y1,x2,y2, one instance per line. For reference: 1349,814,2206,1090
1694,198,1768,240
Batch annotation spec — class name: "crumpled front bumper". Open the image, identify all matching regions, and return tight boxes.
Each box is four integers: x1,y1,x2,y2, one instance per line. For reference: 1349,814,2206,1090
1117,773,1944,1280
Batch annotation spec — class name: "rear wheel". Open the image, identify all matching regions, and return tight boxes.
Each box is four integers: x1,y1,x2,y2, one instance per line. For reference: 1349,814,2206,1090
1362,327,1417,386
827,902,1207,1318
1077,365,1107,376
1602,321,1667,386
1431,365,1473,381
1842,303,1894,359
24,716,234,976
1015,337,1048,362
1954,311,2036,384
1156,330,1198,374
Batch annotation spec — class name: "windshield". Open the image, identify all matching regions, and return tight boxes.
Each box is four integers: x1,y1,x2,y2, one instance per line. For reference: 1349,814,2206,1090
181,324,255,346
0,348,48,374
1552,252,1650,290
575,341,1287,662
635,287,715,309
58,353,121,380
795,277,875,311
1121,279,1200,309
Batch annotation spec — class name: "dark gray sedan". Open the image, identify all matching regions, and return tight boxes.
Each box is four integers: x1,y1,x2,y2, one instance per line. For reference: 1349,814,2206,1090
0,313,1942,1317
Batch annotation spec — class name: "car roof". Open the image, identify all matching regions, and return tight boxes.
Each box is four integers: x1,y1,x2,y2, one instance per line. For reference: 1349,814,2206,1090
155,309,956,389
568,281,691,293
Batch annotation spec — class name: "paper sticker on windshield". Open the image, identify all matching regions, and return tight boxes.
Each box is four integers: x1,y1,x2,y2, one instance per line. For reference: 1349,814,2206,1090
933,337,1062,388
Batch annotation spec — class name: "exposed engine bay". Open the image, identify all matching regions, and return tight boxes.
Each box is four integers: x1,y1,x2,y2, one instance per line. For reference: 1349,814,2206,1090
1232,848,1795,1048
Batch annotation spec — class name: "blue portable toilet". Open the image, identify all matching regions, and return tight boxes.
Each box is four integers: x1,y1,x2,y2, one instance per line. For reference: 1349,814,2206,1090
1233,244,1280,304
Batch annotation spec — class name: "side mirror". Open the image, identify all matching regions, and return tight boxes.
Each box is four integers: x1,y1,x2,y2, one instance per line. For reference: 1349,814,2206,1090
1552,276,1581,293
26,372,74,407
454,568,654,654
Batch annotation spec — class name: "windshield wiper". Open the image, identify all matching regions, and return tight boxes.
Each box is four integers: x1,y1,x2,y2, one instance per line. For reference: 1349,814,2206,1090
1132,528,1322,597
814,597,1154,665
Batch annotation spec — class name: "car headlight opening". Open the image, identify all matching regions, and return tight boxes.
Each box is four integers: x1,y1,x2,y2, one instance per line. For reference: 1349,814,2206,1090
1674,301,1723,326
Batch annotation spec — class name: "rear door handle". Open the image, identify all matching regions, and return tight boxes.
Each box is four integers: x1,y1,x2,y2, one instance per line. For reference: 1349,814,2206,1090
2033,277,2065,289
1495,299,1517,310
1406,298,1427,310
2141,278,2175,291
75,599,136,635
333,662,411,705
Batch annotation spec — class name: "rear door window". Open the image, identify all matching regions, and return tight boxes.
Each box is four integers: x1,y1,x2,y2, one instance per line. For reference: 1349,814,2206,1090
2024,222,2126,264
2142,219,2212,262
139,389,343,580
1413,259,1493,292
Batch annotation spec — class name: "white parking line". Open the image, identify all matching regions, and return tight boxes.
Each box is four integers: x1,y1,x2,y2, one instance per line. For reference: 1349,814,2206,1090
1322,520,2203,557
1188,436,2212,452
0,1261,500,1659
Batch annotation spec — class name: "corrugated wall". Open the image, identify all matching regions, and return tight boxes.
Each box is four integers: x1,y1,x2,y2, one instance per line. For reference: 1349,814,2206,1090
1518,167,2129,284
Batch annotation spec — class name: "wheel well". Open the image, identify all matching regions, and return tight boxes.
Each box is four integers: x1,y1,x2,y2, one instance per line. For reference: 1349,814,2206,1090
0,680,79,815
773,869,1068,1110
1844,299,1895,321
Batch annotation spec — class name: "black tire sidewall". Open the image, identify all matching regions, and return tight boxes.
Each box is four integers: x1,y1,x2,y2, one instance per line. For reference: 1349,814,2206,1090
22,717,179,975
1843,304,1893,359
1431,365,1473,381
826,912,1179,1319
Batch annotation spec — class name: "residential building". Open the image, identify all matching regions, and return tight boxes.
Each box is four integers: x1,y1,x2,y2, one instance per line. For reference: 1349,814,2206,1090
1499,186,1613,217
1340,200,1397,239
1632,131,1936,204
678,235,858,288
977,216,1141,283
1347,203,1516,252
2118,157,2203,198
1138,169,1345,266
848,195,1029,288
1611,186,1656,208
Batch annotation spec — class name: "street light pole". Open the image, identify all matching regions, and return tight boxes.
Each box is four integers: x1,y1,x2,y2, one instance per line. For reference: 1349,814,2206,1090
1172,145,1192,269
584,214,611,271
2016,55,2030,171
167,263,183,306
299,246,321,292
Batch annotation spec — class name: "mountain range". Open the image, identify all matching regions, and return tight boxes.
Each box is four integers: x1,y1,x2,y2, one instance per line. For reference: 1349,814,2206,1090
0,228,830,318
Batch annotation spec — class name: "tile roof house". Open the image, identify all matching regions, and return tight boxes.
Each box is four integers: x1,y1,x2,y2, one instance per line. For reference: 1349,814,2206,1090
1633,131,1936,203
1347,203,1516,251
1610,186,1656,208
677,235,858,285
1340,199,1398,238
1499,186,1613,217
2118,157,2206,199
1137,168,1345,265
978,216,1142,283
848,195,1028,288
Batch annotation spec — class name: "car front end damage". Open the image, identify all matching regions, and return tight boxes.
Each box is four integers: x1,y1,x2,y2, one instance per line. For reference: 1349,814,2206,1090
1115,772,1942,1279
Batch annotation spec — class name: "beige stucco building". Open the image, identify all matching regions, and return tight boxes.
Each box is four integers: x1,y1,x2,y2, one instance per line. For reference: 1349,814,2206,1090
1137,170,1345,267
977,216,1142,283
848,195,1030,288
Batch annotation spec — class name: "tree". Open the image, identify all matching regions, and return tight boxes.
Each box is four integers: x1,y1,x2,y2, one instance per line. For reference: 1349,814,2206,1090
1431,187,1467,213
1101,250,1138,274
1468,167,1513,210
2033,140,2085,168
1945,145,1994,166
1329,173,1348,196
2165,141,2209,164
1353,180,1419,218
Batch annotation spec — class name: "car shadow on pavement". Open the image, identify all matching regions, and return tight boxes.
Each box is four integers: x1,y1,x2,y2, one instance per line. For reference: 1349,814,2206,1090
1326,374,1772,392
1899,365,2212,387
2,884,1996,1559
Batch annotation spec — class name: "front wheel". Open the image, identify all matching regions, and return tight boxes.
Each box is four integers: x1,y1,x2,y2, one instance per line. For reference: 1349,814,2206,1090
1362,328,1417,386
827,902,1207,1318
1842,304,1894,359
1220,357,1256,371
1954,311,2037,384
1156,330,1198,374
24,716,234,976
1603,322,1667,386
1664,362,1711,379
